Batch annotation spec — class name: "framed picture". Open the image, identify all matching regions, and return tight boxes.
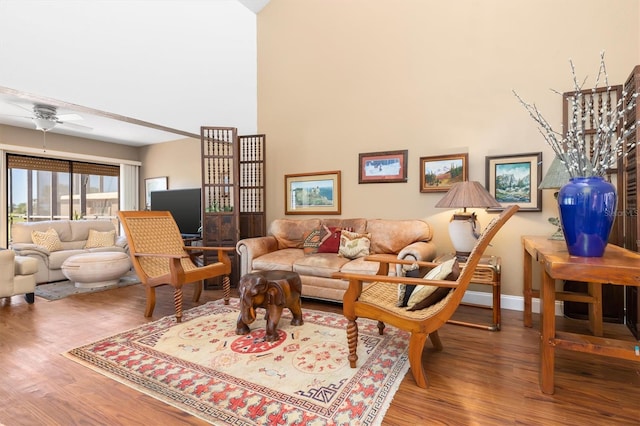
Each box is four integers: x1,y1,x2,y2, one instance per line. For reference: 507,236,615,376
419,153,469,192
358,150,408,183
485,152,542,212
144,176,168,208
285,171,341,215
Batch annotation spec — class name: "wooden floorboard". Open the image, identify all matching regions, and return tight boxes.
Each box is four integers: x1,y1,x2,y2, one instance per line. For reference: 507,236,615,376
1,282,638,425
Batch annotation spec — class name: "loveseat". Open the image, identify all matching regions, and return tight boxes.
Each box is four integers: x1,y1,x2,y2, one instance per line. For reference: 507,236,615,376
10,220,128,284
236,218,437,303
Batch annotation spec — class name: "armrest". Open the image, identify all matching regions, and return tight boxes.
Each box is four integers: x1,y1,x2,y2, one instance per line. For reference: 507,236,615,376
363,254,440,276
396,241,438,276
10,243,51,259
184,245,234,266
236,236,278,276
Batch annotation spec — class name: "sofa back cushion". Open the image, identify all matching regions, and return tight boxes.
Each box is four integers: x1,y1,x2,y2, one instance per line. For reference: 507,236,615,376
12,220,73,244
366,219,433,254
69,220,116,242
321,218,367,233
269,219,322,249
11,220,117,244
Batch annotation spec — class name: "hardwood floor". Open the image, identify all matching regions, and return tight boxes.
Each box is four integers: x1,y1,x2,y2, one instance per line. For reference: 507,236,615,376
1,282,638,425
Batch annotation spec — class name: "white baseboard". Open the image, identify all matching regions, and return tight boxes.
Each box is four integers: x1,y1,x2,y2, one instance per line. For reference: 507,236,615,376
462,290,564,317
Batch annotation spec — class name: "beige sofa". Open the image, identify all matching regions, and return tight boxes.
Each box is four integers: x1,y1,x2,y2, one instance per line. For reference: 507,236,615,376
10,220,128,284
236,218,437,303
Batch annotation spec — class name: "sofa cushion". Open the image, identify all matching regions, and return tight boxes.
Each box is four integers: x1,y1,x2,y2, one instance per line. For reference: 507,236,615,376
31,228,63,252
270,219,321,250
84,229,116,249
338,230,371,259
366,219,432,254
48,249,88,270
293,253,351,278
339,256,382,275
252,248,305,271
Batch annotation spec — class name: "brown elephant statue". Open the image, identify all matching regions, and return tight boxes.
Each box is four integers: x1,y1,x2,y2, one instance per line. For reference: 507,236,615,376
236,271,304,342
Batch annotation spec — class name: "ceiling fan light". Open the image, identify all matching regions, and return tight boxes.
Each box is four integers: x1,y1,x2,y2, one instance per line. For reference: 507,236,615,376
33,117,56,132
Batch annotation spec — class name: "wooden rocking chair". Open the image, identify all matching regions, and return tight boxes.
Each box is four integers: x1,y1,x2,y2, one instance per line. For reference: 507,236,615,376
333,205,519,388
118,210,234,322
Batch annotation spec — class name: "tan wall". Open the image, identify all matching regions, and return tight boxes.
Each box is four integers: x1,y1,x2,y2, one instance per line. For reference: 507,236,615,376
0,124,139,161
138,137,202,206
256,0,640,298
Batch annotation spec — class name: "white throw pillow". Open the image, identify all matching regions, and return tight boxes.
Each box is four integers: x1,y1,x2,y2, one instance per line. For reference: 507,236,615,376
406,258,456,309
84,229,116,249
31,228,63,252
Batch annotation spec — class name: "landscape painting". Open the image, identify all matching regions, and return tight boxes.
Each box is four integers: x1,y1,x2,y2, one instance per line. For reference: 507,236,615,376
419,153,469,192
285,171,341,214
485,152,542,212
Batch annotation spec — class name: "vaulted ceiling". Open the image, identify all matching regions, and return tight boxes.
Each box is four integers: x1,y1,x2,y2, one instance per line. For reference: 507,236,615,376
0,0,270,146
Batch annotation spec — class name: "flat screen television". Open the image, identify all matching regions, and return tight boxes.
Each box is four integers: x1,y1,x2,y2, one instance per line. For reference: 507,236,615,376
150,188,201,236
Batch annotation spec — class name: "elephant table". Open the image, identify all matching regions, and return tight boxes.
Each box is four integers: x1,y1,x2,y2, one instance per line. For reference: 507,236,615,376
236,270,304,342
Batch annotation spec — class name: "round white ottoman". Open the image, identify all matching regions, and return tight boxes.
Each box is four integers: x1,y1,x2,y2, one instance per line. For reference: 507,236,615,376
61,252,132,288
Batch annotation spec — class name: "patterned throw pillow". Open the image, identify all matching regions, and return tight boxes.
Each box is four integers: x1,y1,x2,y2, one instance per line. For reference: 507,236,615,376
317,227,343,253
31,228,63,252
406,258,460,311
84,229,116,249
338,230,371,259
302,225,331,254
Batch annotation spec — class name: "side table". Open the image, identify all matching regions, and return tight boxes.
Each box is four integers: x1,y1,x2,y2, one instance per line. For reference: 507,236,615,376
434,253,502,331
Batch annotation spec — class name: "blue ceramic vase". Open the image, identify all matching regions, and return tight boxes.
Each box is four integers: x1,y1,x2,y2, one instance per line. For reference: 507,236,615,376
557,176,617,257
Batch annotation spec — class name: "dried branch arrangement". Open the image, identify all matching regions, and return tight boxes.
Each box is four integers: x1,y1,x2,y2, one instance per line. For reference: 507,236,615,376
514,51,638,178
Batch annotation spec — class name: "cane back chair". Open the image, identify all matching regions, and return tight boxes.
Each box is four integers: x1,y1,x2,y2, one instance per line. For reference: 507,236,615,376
118,210,233,322
333,205,519,388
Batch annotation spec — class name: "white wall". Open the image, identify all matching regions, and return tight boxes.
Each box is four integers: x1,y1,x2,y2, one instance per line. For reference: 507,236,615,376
0,0,258,135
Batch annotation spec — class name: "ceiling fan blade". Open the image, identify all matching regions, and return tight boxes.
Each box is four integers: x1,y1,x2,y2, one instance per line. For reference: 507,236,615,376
59,121,93,131
57,113,82,121
0,113,31,120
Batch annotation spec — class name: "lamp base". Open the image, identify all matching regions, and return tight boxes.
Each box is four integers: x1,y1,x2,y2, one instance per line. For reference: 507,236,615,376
547,217,565,241
449,212,480,258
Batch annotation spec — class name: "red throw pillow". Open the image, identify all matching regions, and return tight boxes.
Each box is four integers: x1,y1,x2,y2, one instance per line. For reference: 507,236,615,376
317,227,342,253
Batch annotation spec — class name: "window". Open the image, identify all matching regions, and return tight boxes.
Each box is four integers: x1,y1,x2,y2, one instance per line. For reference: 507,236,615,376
7,154,120,240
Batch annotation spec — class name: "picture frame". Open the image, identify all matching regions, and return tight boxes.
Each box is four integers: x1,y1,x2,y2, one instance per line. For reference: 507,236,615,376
485,152,542,212
358,150,408,183
419,153,469,192
285,171,341,215
144,176,168,209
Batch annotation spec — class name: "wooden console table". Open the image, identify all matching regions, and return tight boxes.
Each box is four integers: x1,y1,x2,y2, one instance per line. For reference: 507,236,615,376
521,235,640,394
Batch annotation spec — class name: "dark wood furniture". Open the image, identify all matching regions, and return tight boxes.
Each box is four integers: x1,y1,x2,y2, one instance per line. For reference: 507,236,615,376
434,253,502,331
522,235,640,394
200,128,266,286
623,66,640,338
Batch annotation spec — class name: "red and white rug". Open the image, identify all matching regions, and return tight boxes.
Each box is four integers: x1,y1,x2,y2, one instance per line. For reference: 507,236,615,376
65,299,410,425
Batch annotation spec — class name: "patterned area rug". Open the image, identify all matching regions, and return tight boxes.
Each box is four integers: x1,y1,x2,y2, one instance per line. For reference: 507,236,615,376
35,272,140,300
64,298,410,425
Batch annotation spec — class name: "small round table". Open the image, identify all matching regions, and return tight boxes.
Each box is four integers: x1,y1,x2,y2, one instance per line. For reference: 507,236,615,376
61,252,131,288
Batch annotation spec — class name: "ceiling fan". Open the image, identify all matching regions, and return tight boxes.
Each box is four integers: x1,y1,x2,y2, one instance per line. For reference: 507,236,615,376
30,104,92,132
0,103,92,132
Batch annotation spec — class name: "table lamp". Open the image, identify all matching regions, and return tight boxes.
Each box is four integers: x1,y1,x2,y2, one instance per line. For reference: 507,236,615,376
435,181,501,260
539,156,570,240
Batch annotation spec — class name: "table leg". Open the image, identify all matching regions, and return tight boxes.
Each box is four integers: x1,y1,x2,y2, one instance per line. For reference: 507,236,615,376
540,268,556,394
588,282,603,337
523,247,533,327
493,281,501,330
